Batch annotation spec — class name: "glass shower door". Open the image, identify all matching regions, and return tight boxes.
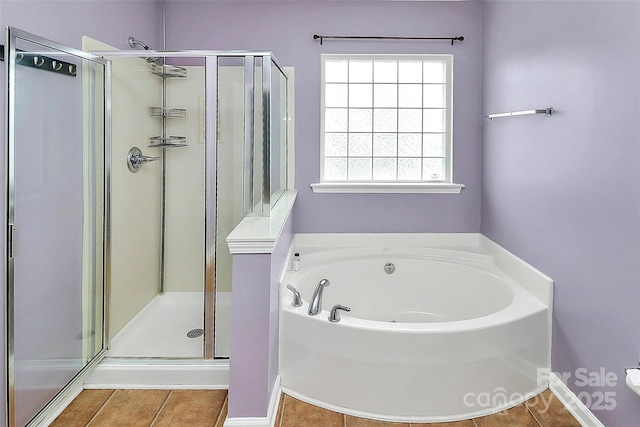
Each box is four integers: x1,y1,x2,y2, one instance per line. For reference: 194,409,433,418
5,28,110,426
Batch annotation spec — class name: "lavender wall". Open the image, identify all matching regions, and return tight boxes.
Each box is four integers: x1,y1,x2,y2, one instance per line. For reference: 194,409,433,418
228,211,293,419
229,253,272,417
0,1,160,423
166,0,483,233
482,2,640,426
0,0,161,51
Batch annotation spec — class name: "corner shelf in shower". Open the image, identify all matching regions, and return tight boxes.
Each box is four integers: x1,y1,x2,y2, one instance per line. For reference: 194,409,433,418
147,63,189,148
149,136,189,148
149,63,187,78
149,107,187,119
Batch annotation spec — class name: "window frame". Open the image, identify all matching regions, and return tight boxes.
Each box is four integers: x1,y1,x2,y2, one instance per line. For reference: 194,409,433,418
313,53,463,194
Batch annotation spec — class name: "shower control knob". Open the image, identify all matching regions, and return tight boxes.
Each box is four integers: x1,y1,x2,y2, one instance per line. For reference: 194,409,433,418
127,146,159,173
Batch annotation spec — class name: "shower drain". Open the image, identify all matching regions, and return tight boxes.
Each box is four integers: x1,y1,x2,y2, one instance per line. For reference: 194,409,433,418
186,328,204,339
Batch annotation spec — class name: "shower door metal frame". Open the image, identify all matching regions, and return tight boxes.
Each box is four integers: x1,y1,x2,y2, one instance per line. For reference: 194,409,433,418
204,55,218,359
4,26,111,427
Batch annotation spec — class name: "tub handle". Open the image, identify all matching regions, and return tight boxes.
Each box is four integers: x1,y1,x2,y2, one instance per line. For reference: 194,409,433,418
328,304,351,323
286,284,303,307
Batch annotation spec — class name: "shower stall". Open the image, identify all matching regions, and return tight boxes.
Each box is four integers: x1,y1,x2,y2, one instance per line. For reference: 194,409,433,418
5,27,289,426
95,44,289,362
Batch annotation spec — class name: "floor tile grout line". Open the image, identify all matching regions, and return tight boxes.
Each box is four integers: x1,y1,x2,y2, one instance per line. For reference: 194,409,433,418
523,401,544,427
85,389,117,427
149,389,173,427
213,392,229,427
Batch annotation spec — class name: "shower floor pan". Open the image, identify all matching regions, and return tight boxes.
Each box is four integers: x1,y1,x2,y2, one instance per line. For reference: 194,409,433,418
108,292,204,358
84,292,229,389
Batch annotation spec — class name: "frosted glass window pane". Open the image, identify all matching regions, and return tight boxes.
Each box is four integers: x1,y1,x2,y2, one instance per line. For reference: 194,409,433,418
398,84,422,108
398,61,422,83
349,84,373,108
325,60,348,82
349,60,373,83
373,61,397,83
349,109,372,132
348,133,372,156
398,158,421,181
373,109,397,132
373,134,397,156
322,55,451,184
423,109,445,132
374,84,397,108
423,61,445,83
423,85,445,108
373,158,397,180
423,134,446,157
398,134,422,157
325,158,347,180
398,109,422,133
423,158,445,181
325,133,347,156
325,108,348,132
325,84,348,107
348,158,372,180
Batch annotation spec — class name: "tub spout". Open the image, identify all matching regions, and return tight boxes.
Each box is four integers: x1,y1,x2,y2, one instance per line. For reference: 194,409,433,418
308,279,330,316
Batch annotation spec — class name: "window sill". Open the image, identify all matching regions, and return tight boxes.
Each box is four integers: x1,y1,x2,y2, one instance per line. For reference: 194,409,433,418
310,182,465,194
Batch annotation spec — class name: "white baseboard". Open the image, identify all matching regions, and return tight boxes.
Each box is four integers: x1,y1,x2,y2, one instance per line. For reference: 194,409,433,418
549,372,605,427
224,376,281,427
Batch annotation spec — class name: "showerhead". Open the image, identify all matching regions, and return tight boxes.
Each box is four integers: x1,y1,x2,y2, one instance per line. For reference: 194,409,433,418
128,36,150,50
127,36,160,63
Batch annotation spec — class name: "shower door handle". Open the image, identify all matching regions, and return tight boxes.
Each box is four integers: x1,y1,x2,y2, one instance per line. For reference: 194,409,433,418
127,146,159,173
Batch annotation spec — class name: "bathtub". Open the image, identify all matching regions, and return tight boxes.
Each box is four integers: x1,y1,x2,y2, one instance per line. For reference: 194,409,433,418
279,234,552,423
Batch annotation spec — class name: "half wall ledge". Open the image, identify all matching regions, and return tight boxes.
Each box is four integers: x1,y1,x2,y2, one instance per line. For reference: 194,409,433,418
227,190,298,254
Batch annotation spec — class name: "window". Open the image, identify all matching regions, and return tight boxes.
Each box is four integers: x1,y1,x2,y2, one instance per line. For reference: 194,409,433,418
312,54,463,193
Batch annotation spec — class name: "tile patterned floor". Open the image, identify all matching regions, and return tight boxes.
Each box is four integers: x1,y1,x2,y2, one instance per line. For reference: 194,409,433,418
50,390,227,427
52,389,581,427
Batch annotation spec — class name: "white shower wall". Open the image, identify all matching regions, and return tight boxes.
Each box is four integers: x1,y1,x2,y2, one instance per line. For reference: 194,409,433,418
83,38,163,338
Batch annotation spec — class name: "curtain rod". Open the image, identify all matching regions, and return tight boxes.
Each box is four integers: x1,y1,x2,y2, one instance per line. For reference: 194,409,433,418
313,34,464,46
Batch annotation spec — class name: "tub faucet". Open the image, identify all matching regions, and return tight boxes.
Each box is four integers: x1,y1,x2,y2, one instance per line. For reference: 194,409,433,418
286,284,303,307
329,304,351,323
308,279,330,316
